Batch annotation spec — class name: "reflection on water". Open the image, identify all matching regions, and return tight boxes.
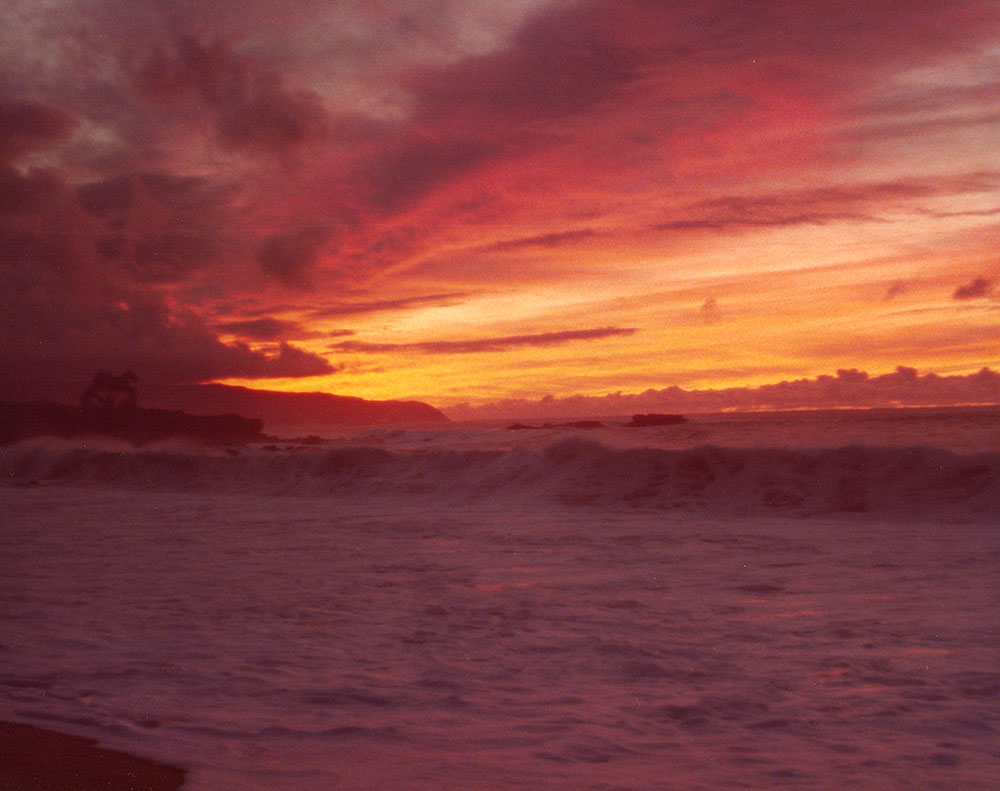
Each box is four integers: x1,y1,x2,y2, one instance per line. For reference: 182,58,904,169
2,489,998,790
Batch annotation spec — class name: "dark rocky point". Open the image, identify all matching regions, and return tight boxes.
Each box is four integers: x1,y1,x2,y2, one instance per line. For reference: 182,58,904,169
625,413,687,427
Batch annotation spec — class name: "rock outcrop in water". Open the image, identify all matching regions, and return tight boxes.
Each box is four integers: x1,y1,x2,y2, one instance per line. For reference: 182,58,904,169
625,413,688,427
506,421,605,430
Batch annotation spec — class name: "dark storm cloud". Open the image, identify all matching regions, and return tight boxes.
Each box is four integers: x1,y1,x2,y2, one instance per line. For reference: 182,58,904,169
74,171,239,224
333,326,638,354
0,96,77,163
257,341,337,377
0,160,333,400
0,280,336,401
414,2,637,126
364,137,502,213
72,172,238,283
76,175,137,216
216,317,309,341
952,277,995,300
0,167,62,214
133,172,238,214
130,230,220,283
258,226,333,287
137,35,328,153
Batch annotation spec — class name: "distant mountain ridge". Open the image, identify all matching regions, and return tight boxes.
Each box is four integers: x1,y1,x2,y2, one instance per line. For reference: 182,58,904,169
1,384,446,446
0,401,263,446
151,383,448,427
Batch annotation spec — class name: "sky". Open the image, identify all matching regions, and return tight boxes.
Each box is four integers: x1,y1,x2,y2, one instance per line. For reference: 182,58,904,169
2,0,999,416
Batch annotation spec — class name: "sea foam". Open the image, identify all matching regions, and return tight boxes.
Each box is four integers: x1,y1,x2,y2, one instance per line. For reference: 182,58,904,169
3,436,997,520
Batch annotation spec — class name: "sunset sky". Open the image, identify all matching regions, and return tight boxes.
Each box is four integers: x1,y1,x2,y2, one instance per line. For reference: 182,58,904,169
2,0,999,415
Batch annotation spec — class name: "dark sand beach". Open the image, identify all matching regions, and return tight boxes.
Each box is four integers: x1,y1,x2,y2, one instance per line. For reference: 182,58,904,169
0,721,186,791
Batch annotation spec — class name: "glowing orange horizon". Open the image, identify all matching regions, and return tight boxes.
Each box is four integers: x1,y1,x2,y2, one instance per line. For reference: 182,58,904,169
2,3,998,411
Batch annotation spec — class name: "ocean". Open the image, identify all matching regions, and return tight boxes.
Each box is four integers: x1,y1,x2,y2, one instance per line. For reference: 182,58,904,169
2,406,999,789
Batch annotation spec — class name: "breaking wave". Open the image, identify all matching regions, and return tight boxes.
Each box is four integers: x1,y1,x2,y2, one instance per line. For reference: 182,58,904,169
3,437,998,520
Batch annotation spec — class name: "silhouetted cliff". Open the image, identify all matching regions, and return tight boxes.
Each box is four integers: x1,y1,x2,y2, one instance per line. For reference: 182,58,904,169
0,402,263,446
151,384,449,427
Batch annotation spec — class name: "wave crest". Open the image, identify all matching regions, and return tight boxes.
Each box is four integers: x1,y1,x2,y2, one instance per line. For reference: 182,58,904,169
3,437,997,520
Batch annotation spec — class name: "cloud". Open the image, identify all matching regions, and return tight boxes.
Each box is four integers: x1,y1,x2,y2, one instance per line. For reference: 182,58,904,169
76,176,137,217
333,326,638,354
0,166,62,214
403,0,1000,176
0,96,77,163
74,171,238,284
307,293,467,318
884,280,907,301
700,297,719,324
262,341,337,377
363,137,502,213
258,226,332,287
849,109,1000,146
846,76,1000,144
343,0,1000,246
414,1,637,126
3,1,1000,407
216,317,310,341
136,35,329,154
0,157,334,401
130,230,219,283
447,366,1000,420
483,229,600,252
653,175,1000,233
347,3,644,215
0,283,336,401
658,0,1000,79
952,277,995,300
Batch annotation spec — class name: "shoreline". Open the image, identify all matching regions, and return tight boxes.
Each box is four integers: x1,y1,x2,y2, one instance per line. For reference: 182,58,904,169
0,720,186,791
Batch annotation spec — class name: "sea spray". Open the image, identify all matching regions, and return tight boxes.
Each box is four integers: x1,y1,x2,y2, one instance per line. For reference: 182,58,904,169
4,435,997,520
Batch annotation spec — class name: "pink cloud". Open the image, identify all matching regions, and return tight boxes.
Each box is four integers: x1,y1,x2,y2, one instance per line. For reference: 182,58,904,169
449,367,1000,420
2,0,999,405
653,174,1000,232
953,277,995,300
333,327,638,354
362,137,503,213
307,293,467,319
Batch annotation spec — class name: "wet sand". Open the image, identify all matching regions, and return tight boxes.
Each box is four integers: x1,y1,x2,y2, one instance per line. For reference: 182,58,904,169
0,721,186,791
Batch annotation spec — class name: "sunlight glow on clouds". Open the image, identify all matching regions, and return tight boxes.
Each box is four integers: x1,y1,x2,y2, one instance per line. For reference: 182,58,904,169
2,0,999,412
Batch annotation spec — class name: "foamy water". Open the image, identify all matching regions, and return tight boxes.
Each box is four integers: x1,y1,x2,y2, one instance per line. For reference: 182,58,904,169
1,408,998,789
